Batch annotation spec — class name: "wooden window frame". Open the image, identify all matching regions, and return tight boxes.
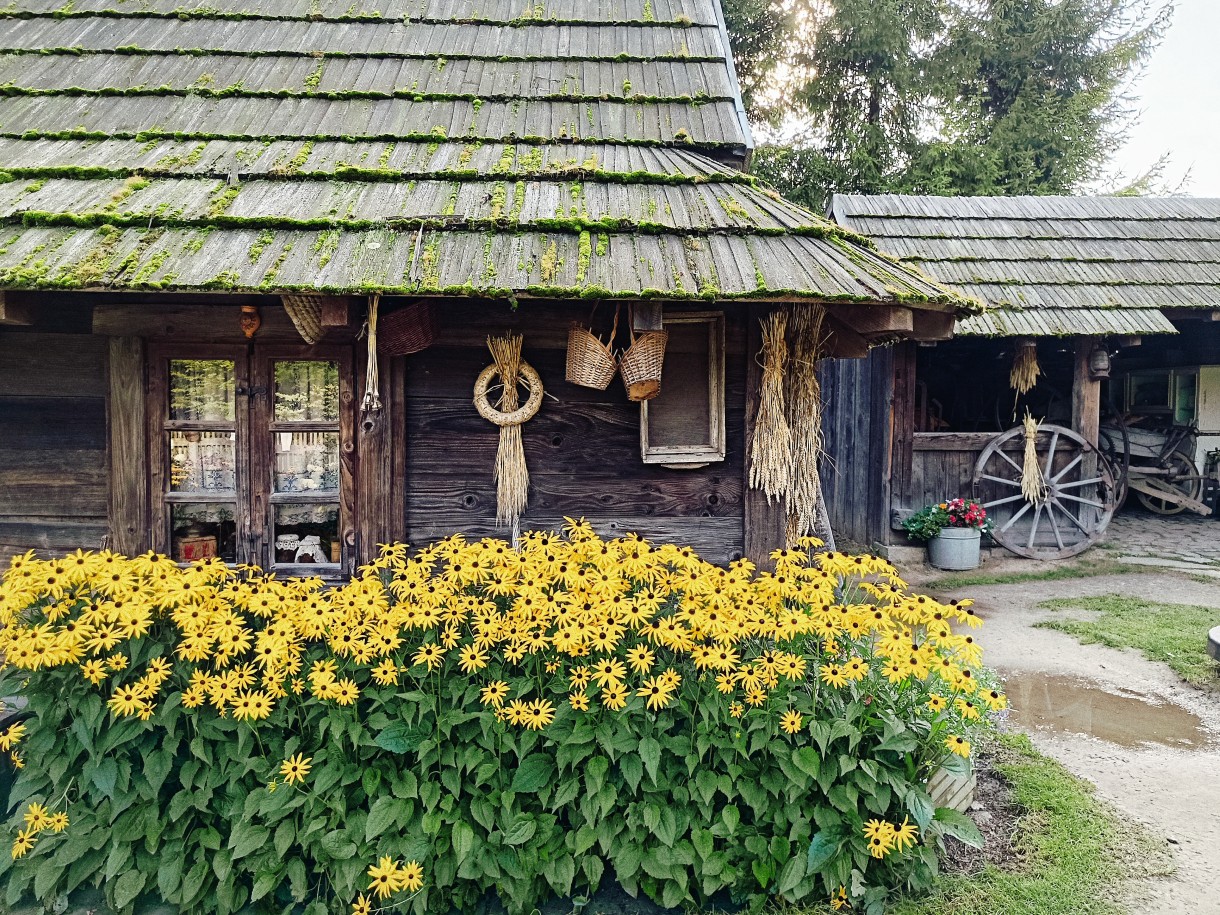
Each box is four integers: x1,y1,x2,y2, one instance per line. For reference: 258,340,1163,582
147,343,355,572
639,310,726,466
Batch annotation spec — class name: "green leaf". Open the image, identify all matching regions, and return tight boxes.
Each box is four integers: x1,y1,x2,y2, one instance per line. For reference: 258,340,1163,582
375,723,424,754
807,831,839,872
661,878,685,908
691,828,714,860
91,758,118,797
229,823,270,860
321,829,358,859
274,821,296,859
907,789,935,830
614,843,643,879
720,805,740,836
502,817,537,846
366,797,403,843
939,753,973,778
934,808,984,849
544,854,576,895
793,747,821,778
112,869,146,910
876,732,919,754
144,750,172,796
638,737,661,784
776,855,806,896
251,871,280,902
452,821,475,863
511,753,555,793
619,754,643,793
157,854,183,899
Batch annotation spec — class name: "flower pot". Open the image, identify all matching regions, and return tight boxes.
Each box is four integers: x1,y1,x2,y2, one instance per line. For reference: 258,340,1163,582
927,527,981,571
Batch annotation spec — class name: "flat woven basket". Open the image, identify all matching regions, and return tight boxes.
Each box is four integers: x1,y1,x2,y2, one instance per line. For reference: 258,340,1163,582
619,327,668,401
566,322,618,390
379,301,438,355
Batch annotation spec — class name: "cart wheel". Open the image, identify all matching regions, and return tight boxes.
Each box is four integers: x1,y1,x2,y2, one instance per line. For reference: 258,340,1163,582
1097,425,1129,509
1136,450,1204,516
973,423,1117,560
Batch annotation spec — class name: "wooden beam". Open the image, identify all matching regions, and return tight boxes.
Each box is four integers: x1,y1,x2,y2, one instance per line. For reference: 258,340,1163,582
94,302,357,342
821,316,871,359
107,337,149,555
825,303,913,337
631,302,663,331
742,305,787,568
910,309,957,341
320,297,353,328
0,293,35,326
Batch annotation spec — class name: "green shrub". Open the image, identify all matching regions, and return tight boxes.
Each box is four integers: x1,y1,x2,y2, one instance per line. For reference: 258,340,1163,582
0,523,1000,914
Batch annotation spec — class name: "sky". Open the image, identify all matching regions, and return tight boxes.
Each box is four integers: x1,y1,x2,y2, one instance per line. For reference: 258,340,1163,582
1108,0,1220,196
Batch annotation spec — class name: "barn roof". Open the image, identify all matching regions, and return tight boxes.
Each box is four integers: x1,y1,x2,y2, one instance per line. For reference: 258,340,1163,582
0,1,965,311
827,194,1220,336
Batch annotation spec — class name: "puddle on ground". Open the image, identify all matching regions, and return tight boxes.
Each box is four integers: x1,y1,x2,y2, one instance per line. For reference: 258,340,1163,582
1004,672,1208,749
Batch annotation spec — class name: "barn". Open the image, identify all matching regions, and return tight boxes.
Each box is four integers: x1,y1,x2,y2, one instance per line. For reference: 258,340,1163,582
0,0,967,571
824,194,1220,559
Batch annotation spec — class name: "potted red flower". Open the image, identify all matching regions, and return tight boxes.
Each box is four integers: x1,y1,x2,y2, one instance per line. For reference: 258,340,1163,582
902,498,991,570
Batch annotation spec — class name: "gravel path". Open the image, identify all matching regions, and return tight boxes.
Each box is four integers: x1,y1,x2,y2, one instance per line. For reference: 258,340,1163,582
922,572,1220,915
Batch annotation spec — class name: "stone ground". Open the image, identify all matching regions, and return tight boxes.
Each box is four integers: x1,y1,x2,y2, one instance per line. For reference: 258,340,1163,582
904,552,1220,914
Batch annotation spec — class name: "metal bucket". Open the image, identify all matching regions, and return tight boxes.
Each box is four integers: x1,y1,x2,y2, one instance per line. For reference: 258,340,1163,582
927,527,981,570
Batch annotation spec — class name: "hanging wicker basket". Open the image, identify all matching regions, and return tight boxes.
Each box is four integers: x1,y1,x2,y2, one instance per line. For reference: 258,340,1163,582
378,301,438,355
565,305,619,390
281,294,325,345
619,323,667,402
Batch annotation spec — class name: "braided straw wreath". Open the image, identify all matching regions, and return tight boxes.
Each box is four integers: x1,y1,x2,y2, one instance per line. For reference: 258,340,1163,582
473,362,544,427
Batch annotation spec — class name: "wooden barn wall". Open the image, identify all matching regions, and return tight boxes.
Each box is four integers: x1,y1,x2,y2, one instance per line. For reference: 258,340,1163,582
819,347,895,548
405,301,746,564
0,328,109,558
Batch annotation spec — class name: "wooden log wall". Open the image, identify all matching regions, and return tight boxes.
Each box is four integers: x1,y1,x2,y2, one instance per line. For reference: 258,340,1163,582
404,301,747,565
0,330,110,559
818,346,897,548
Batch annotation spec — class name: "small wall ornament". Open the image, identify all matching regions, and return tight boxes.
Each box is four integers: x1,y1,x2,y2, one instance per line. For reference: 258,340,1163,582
474,333,543,528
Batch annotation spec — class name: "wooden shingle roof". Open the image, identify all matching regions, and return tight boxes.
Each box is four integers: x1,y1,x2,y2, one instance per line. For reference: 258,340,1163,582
0,0,967,312
828,194,1220,336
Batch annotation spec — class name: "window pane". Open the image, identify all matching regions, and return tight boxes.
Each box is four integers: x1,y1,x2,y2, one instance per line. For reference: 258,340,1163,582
649,322,712,448
170,360,235,421
170,431,236,492
274,504,340,565
274,431,340,493
171,503,237,563
275,361,340,422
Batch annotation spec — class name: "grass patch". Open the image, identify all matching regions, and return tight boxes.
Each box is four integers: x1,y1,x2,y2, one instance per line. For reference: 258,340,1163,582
922,557,1147,592
883,733,1168,915
1035,595,1220,686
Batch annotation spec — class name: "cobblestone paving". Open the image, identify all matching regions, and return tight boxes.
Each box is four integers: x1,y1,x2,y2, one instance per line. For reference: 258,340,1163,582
1103,510,1220,568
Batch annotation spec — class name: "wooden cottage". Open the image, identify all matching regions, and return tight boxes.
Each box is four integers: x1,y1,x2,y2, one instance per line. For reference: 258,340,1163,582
0,0,966,571
824,194,1220,558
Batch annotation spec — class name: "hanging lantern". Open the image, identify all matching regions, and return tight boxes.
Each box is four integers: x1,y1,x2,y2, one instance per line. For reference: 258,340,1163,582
1088,345,1112,380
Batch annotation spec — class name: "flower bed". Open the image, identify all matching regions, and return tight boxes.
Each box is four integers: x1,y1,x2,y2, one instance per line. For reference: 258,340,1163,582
0,521,1001,914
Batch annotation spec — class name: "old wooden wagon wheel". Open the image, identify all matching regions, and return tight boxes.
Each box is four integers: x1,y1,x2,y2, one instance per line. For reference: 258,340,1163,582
973,423,1117,560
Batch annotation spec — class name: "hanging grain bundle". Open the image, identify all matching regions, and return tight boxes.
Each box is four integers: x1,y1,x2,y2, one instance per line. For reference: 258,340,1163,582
1020,410,1048,504
786,304,827,543
748,309,793,503
473,334,543,527
1010,340,1040,395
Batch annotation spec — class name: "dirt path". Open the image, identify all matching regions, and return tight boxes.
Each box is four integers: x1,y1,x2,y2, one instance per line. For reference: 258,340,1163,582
919,571,1220,915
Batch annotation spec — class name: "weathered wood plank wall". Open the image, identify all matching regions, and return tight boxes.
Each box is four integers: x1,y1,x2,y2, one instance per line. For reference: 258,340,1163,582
404,301,747,564
0,330,110,557
819,347,895,548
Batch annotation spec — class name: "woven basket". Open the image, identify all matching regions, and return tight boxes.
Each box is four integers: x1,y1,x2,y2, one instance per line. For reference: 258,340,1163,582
566,311,619,390
379,301,438,355
620,325,667,401
281,294,325,345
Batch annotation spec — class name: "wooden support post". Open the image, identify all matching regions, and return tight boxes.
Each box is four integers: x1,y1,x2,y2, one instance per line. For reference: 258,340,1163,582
1073,337,1101,482
320,297,352,328
0,293,35,326
1072,337,1101,447
107,337,150,555
743,305,787,568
